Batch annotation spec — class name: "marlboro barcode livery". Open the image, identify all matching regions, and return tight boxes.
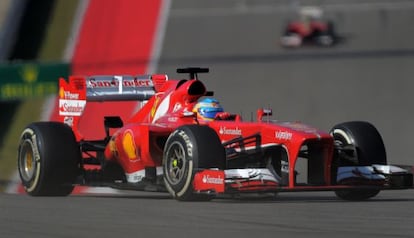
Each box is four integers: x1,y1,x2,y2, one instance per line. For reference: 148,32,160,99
17,67,413,201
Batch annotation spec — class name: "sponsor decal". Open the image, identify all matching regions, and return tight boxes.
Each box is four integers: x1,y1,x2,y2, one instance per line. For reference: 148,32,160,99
202,175,224,184
167,117,178,122
193,170,225,193
219,126,242,136
59,100,86,116
20,128,41,192
126,169,146,183
275,131,293,140
64,91,79,99
88,78,152,88
122,130,138,161
178,130,193,157
59,87,64,98
23,129,40,164
59,87,79,100
59,88,80,100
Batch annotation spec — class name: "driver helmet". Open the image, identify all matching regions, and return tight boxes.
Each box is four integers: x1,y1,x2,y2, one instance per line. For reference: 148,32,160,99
193,98,224,121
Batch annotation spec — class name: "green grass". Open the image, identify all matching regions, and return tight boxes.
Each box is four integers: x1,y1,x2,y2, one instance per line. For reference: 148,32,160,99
0,0,79,192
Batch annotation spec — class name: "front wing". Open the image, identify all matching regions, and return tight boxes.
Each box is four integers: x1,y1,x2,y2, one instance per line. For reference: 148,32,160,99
192,165,414,195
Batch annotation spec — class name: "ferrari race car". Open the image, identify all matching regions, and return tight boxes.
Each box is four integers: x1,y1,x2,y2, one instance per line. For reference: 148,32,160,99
280,7,343,48
18,67,413,201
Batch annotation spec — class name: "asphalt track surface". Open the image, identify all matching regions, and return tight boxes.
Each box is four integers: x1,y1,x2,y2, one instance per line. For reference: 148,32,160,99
1,190,414,238
3,1,414,238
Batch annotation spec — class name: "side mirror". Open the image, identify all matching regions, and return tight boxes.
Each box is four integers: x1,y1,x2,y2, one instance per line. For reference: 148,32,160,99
104,116,123,140
104,116,124,128
257,108,272,122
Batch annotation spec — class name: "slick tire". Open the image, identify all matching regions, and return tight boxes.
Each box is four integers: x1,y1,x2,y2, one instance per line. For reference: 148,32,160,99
18,122,80,196
330,121,386,200
280,33,302,48
163,125,225,201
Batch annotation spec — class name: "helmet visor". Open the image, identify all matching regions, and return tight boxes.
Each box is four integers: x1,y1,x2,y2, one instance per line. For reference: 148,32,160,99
198,108,223,119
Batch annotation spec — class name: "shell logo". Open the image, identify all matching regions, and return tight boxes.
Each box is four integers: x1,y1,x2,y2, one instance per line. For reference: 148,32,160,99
59,87,65,99
122,130,138,161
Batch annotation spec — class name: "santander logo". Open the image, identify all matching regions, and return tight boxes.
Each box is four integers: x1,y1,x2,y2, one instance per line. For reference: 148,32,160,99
202,175,224,184
59,100,86,116
88,78,152,88
219,126,242,136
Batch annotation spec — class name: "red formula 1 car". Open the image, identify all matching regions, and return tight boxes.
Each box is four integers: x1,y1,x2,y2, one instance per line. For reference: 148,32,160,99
280,7,343,48
18,67,413,201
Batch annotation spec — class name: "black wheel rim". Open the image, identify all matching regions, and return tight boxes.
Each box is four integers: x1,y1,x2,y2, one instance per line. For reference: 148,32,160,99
333,131,358,166
165,141,187,185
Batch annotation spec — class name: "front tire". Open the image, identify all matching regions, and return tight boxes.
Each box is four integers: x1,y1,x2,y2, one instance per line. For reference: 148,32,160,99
316,34,334,46
18,122,80,196
280,32,302,48
330,121,386,200
163,125,225,201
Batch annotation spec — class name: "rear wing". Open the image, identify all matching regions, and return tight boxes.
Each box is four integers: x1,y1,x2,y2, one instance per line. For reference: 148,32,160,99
59,74,167,101
58,74,167,137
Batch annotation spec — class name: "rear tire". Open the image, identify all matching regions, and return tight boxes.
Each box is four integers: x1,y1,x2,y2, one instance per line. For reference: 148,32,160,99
330,121,386,200
18,122,80,196
163,125,225,201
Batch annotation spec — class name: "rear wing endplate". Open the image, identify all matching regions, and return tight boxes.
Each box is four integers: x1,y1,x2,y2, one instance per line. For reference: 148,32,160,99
58,74,167,137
